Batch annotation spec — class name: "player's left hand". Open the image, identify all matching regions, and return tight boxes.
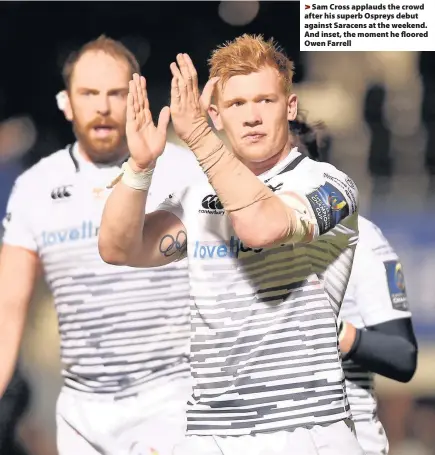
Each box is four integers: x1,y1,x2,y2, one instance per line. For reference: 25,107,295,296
169,53,219,143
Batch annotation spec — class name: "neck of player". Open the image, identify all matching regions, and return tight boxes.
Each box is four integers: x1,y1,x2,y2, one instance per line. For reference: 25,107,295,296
240,136,293,176
78,142,129,166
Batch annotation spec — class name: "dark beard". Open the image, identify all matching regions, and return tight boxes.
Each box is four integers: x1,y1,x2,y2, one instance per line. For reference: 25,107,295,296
73,123,128,164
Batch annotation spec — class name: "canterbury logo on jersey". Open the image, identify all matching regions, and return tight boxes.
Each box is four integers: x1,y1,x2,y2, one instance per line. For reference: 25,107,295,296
201,195,223,212
199,182,284,216
51,185,73,200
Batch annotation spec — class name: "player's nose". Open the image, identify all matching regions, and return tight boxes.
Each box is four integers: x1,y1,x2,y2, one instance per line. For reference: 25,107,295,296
95,94,110,116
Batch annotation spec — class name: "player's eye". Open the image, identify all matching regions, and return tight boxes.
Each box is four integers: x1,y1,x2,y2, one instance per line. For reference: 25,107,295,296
110,91,127,98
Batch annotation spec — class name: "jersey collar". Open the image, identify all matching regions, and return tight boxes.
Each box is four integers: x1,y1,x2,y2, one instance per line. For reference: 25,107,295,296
259,147,304,182
68,142,128,173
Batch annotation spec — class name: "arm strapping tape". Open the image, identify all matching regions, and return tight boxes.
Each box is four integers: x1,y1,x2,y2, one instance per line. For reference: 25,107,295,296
185,123,314,243
185,122,274,212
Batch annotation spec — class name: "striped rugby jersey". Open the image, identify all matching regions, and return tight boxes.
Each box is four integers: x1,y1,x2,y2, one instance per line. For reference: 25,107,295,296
340,216,412,423
2,142,203,395
158,148,359,435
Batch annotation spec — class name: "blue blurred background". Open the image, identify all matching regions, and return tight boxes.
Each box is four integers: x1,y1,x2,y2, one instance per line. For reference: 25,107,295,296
0,2,434,454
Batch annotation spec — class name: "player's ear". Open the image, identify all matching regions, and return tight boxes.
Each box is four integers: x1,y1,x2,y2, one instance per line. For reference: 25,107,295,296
208,105,223,131
287,94,298,122
56,90,73,122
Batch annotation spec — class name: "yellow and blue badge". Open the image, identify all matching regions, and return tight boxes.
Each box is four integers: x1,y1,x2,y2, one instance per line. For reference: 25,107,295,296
384,260,409,311
307,182,349,235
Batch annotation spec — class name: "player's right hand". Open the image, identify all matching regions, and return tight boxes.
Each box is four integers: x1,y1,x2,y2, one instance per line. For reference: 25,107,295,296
126,74,170,171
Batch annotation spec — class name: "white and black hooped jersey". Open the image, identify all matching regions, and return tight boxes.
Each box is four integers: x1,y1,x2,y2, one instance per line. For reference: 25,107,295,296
2,142,203,396
340,216,412,422
159,148,359,435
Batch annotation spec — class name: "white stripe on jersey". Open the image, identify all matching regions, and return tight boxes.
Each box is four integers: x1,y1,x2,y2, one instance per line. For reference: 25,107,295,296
340,216,412,422
159,149,359,435
2,143,203,394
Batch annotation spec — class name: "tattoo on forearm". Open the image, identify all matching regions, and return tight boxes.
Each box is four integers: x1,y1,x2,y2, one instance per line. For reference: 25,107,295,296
159,230,187,258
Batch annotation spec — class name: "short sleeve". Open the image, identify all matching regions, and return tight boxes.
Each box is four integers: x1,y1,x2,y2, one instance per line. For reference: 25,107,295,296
349,229,412,327
157,190,186,226
276,163,359,243
148,142,205,220
1,176,37,252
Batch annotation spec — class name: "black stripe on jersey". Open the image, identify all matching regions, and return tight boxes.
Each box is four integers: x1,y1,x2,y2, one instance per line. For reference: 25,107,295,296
278,154,307,175
264,154,307,184
67,143,80,172
67,143,129,173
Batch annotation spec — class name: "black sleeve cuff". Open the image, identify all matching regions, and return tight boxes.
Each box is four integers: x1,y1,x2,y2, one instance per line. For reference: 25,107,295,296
341,318,418,382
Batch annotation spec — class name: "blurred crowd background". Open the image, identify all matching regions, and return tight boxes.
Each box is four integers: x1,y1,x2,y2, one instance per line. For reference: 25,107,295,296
0,2,434,454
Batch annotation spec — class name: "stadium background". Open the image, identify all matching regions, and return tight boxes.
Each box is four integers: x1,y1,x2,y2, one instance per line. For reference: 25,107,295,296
0,1,434,454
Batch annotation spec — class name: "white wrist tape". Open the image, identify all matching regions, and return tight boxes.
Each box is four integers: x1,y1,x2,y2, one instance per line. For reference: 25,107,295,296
107,161,154,191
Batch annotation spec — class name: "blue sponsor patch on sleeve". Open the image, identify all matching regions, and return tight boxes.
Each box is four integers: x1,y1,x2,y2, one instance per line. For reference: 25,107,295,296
384,260,409,311
306,182,349,235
